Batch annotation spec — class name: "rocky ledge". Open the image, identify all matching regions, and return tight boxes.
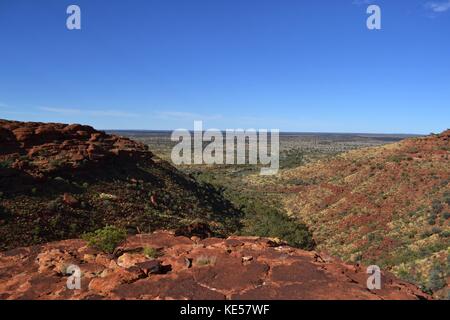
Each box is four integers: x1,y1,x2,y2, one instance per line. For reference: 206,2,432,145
0,231,430,300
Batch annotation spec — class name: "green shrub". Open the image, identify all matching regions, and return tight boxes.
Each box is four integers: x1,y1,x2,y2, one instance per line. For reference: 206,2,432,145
444,195,450,206
49,159,64,169
143,246,161,259
431,200,443,214
288,178,310,186
387,154,406,163
447,255,450,276
0,158,14,169
82,225,127,253
280,149,305,169
431,227,442,235
428,263,446,292
428,215,436,225
195,255,217,266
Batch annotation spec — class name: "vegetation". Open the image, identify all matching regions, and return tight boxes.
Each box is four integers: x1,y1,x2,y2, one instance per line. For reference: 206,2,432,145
4,123,446,298
143,246,161,259
427,263,446,292
275,131,450,297
0,151,243,250
82,225,127,254
431,200,444,215
280,148,306,169
195,255,217,266
0,158,14,169
125,131,412,253
188,168,315,250
242,205,315,249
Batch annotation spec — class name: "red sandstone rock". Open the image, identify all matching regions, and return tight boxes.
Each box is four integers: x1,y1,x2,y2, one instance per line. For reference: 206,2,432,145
0,232,431,300
0,119,152,177
117,253,148,268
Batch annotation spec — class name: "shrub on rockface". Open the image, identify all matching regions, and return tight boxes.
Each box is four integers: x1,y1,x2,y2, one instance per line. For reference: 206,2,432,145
0,158,14,169
431,200,444,215
443,192,450,206
143,246,161,259
82,225,127,254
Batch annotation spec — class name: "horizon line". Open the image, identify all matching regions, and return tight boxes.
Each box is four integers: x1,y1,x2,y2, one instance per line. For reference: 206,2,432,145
104,129,423,136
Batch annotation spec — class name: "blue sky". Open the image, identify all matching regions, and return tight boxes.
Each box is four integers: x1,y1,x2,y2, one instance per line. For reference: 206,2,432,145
0,0,449,133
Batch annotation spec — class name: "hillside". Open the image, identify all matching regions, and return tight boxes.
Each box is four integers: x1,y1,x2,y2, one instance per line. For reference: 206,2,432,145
281,130,450,297
0,119,242,250
0,231,429,300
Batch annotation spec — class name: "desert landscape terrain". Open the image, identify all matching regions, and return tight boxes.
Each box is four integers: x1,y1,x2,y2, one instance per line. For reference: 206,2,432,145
1,119,448,299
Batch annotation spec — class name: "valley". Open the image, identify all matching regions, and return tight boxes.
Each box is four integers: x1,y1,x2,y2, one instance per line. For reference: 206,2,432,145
1,120,448,300
113,129,450,299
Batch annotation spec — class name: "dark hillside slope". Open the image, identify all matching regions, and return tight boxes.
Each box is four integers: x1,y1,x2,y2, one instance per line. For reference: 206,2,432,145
0,119,242,250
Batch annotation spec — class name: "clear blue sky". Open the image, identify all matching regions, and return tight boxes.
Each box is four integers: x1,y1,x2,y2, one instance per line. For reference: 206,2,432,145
0,0,449,133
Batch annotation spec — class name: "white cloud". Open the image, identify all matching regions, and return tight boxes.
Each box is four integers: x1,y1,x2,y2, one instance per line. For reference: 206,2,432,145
39,107,79,114
38,107,139,118
425,1,450,12
155,111,223,121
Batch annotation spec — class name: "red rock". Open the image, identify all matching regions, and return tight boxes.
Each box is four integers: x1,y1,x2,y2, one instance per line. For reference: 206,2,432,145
88,268,143,294
0,119,152,178
225,238,244,247
135,260,164,275
63,193,79,207
116,253,148,268
12,127,34,142
0,232,431,300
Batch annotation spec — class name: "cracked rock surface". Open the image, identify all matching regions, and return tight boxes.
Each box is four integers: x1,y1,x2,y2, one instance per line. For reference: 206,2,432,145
0,231,430,300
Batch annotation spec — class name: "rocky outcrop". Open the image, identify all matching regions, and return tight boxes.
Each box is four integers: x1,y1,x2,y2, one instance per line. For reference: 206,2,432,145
0,119,151,177
0,231,430,300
